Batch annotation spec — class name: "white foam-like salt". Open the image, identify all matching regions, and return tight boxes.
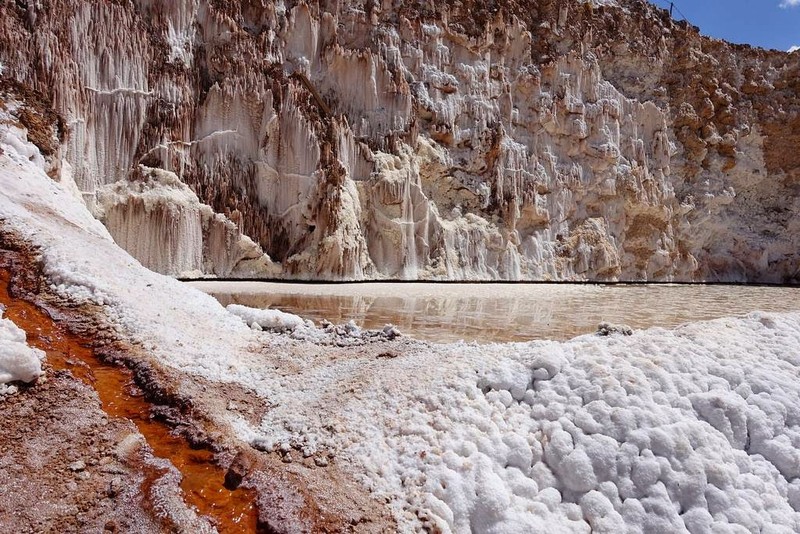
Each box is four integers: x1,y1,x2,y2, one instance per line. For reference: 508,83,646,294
226,303,308,331
0,312,44,393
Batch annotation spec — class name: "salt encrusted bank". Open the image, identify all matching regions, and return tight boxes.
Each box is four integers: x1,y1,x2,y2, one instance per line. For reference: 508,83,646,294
0,0,798,281
2,86,799,532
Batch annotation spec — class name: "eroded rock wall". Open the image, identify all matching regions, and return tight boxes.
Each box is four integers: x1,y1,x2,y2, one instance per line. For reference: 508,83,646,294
96,166,279,277
0,0,797,281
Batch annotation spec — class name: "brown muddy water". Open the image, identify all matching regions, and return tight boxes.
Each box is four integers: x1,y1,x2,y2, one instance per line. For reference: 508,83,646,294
0,270,258,533
191,281,800,344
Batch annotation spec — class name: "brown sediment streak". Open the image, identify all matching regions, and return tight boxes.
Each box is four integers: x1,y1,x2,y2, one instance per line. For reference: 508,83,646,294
0,269,258,533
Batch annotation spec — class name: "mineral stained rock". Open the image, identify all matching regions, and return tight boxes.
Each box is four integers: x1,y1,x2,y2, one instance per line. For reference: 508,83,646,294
0,0,797,281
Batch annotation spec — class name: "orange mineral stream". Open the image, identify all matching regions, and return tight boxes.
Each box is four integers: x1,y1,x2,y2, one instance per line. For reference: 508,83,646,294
0,269,258,533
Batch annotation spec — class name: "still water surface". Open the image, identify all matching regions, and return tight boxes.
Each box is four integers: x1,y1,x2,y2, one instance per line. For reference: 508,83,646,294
190,282,800,344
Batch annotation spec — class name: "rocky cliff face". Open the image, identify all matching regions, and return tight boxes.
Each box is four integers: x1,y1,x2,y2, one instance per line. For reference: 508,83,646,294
0,0,797,281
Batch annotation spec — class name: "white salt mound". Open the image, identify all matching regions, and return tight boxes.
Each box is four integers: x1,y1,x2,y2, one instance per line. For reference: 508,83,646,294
0,312,45,393
252,312,800,533
226,303,307,331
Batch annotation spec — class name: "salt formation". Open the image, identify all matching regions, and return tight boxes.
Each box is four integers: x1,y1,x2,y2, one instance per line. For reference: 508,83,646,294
0,310,45,395
96,166,279,277
0,0,797,280
2,112,800,532
226,303,308,331
320,313,800,532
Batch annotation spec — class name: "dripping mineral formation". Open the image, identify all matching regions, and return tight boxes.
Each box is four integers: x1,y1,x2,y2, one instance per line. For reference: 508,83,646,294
2,4,800,531
0,0,798,280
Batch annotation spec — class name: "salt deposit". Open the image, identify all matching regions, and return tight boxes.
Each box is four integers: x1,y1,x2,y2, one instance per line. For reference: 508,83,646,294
226,303,309,332
0,0,797,281
96,166,279,278
0,311,44,395
1,104,799,532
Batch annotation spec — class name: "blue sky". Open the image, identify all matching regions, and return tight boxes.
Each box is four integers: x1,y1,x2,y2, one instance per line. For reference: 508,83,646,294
647,0,800,52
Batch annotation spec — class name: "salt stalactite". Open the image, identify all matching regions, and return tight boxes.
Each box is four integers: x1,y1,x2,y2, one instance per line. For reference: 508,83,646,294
0,0,797,281
321,44,413,146
97,167,276,277
363,144,445,280
99,169,204,276
291,116,375,280
59,3,152,199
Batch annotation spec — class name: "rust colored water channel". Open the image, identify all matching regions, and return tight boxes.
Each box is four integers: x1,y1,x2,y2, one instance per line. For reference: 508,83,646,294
0,270,258,533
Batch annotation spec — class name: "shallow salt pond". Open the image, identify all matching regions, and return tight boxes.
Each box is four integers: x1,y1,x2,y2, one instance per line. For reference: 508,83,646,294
188,282,800,344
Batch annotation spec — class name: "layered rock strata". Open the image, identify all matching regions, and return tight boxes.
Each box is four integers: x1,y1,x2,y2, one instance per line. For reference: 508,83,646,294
0,0,797,281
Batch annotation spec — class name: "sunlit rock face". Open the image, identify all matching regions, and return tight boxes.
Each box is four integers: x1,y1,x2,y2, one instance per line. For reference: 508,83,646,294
96,166,279,277
0,0,797,281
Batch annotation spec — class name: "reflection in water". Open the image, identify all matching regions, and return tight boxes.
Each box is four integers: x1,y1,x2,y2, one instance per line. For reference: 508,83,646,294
190,282,800,344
